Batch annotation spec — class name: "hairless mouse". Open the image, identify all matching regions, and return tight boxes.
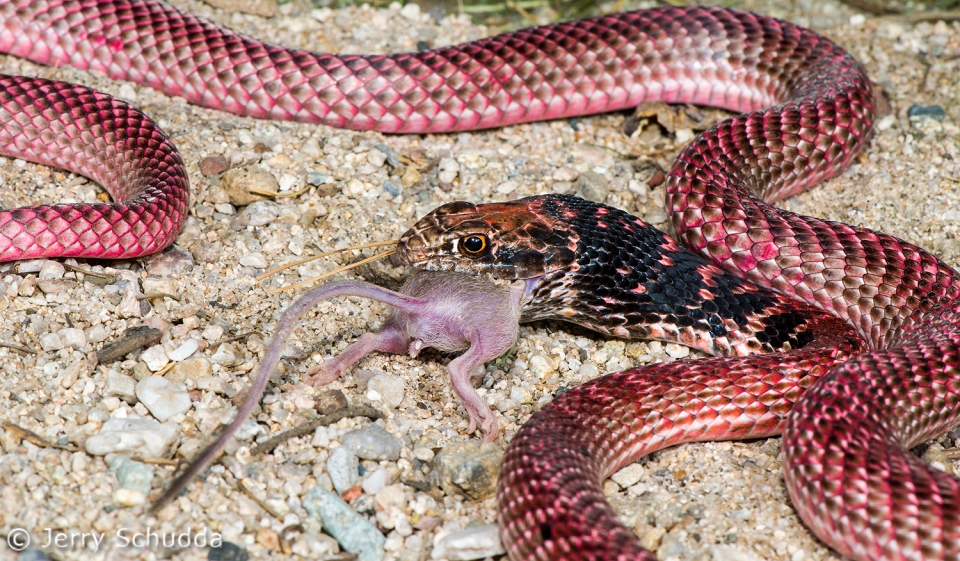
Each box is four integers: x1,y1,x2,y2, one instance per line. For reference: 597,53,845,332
154,271,525,510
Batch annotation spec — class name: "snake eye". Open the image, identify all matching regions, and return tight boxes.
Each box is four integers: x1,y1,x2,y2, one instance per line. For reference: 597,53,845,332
459,234,488,257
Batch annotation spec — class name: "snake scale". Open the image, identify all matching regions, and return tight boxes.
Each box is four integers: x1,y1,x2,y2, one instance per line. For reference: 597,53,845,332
2,1,959,560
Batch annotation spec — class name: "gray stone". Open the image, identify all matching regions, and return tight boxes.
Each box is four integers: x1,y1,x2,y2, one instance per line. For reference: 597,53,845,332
342,424,402,461
302,487,385,561
574,171,610,203
326,446,360,494
435,441,503,500
110,455,154,495
145,248,195,276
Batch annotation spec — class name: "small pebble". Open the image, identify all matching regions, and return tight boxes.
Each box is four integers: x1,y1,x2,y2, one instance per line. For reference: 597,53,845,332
140,345,170,371
142,277,179,298
168,357,213,381
367,374,404,408
575,170,610,203
361,467,391,495
664,343,690,359
38,260,65,280
239,252,268,268
435,441,503,500
168,338,200,361
211,344,237,365
552,166,579,182
300,138,322,157
326,446,361,494
302,487,386,561
39,332,63,352
85,417,178,457
196,375,228,394
110,456,154,495
105,370,138,403
145,248,195,276
907,104,946,121
291,534,340,557
610,463,645,488
495,180,517,195
375,144,400,167
200,155,230,175
315,389,349,414
306,171,331,185
342,424,402,461
85,324,109,344
136,376,192,422
221,166,277,206
431,524,505,560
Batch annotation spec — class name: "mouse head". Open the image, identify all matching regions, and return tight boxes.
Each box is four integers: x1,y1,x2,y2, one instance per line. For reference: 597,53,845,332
397,196,580,281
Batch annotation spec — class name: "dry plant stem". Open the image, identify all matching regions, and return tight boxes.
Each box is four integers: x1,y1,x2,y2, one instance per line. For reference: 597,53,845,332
256,240,397,281
263,249,396,295
248,405,384,456
151,280,428,512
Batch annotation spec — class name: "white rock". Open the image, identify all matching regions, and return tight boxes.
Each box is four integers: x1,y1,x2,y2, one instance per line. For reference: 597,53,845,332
367,374,404,408
239,252,268,268
400,2,420,19
665,343,690,359
39,261,66,280
201,324,225,341
366,149,386,168
552,166,579,182
361,468,391,495
16,259,44,273
168,338,200,361
85,417,178,457
113,488,147,507
59,328,87,349
610,463,645,489
495,180,518,195
300,138,322,158
105,370,138,403
431,525,505,560
39,333,63,352
115,271,146,318
278,173,298,191
140,345,170,371
196,376,228,394
211,343,237,365
136,376,191,422
85,325,109,344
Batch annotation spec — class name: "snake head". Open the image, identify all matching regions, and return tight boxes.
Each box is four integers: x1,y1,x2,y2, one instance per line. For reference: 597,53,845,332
397,197,579,281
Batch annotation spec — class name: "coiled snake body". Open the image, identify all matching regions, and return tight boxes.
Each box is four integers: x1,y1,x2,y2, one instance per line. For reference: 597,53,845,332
2,1,959,560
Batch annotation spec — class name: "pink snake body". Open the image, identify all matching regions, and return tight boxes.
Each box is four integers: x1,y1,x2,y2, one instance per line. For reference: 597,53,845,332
2,1,959,560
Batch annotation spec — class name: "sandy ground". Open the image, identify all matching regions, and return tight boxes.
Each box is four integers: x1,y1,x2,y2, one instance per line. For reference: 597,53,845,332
0,0,959,560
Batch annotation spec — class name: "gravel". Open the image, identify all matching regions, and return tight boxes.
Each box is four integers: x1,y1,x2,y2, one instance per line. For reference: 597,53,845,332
1,0,959,560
